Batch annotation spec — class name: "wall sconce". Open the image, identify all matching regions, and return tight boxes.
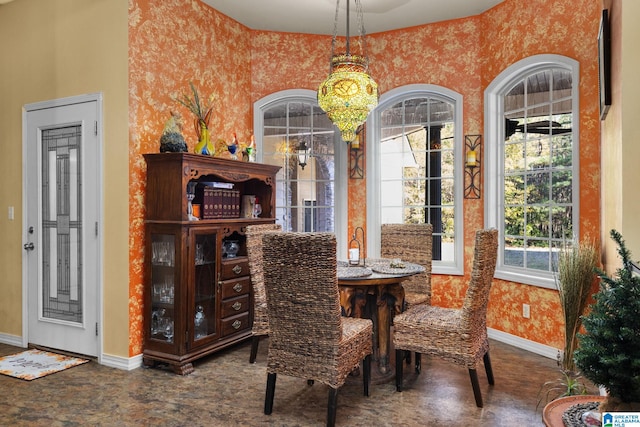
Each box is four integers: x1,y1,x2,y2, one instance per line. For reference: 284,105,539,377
349,125,365,179
464,135,481,199
297,139,309,169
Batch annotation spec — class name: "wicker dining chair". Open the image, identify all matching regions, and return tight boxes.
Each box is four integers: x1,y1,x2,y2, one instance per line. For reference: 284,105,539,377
246,223,282,363
262,232,373,427
393,228,499,408
380,223,433,311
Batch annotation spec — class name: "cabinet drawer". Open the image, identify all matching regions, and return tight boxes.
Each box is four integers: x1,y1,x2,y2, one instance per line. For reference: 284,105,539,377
220,276,251,299
220,257,249,279
220,294,250,318
221,312,250,337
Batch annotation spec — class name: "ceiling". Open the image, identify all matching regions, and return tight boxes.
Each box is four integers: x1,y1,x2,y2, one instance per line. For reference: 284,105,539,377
202,0,505,36
0,1,504,34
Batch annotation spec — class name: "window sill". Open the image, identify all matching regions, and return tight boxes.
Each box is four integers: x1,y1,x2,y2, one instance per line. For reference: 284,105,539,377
494,268,557,290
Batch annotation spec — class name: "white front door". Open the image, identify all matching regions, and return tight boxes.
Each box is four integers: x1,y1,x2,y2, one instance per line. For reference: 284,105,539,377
23,94,102,357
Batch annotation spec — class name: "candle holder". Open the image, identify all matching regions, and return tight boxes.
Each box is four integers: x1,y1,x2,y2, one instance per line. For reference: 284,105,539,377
349,226,365,266
464,135,481,199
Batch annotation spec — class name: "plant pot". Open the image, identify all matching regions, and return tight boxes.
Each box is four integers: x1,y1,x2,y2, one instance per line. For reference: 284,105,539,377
542,395,604,427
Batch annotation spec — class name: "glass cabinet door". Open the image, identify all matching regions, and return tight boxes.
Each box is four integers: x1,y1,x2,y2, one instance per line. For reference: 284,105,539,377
149,233,177,344
191,229,218,344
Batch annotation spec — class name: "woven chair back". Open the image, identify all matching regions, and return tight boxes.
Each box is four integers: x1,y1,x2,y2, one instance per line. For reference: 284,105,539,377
380,223,433,300
461,228,499,331
246,223,282,335
262,232,342,365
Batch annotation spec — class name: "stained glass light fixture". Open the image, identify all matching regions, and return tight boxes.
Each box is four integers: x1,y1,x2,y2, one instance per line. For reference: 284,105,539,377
318,0,378,144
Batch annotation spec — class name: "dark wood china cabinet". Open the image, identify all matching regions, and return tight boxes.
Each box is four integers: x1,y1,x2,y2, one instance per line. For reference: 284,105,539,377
143,153,280,374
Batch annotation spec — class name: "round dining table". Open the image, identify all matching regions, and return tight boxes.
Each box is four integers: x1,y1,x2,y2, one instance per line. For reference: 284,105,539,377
337,259,425,382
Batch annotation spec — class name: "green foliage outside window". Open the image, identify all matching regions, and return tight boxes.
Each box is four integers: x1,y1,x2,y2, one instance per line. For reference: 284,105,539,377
503,113,574,270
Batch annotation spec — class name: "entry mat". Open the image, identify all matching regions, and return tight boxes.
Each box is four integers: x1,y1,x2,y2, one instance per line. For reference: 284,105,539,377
0,349,89,381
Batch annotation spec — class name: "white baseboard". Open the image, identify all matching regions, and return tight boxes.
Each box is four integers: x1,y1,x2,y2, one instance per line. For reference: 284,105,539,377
488,327,560,360
0,333,24,348
100,352,143,371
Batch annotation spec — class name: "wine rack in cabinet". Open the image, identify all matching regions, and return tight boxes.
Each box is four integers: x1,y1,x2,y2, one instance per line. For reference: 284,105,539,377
143,153,280,374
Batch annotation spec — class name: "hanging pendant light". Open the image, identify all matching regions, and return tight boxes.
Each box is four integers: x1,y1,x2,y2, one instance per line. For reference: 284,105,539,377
297,139,309,170
318,0,378,144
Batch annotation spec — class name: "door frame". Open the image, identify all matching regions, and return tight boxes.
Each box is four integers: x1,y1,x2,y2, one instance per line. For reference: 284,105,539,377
21,92,104,361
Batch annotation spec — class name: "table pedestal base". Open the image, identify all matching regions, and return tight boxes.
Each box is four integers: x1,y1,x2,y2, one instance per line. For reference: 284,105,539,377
347,328,399,385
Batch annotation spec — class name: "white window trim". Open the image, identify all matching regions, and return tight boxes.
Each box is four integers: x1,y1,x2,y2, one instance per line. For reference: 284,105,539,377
484,54,580,289
253,89,348,260
367,84,464,275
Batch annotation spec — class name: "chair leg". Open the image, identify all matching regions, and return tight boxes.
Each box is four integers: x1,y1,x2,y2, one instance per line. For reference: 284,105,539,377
415,352,421,374
363,354,371,397
327,387,338,427
264,373,277,415
249,335,260,363
468,369,483,407
395,349,404,392
484,351,495,385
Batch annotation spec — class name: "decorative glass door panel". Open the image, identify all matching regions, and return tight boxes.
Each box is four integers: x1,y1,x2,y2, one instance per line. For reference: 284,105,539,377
191,229,218,344
150,233,177,344
41,126,83,324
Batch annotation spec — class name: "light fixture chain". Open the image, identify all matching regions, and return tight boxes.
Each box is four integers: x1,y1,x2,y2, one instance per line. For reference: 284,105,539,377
355,0,368,64
346,0,350,55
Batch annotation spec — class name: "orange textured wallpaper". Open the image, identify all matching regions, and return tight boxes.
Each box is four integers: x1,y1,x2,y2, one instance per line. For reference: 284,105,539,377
128,0,252,355
479,0,602,347
128,0,601,356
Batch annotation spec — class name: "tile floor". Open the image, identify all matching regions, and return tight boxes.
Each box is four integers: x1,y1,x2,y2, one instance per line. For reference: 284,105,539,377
0,339,589,426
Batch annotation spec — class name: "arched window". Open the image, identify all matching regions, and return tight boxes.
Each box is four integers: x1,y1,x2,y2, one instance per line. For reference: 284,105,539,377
254,89,348,259
485,55,579,289
367,84,464,275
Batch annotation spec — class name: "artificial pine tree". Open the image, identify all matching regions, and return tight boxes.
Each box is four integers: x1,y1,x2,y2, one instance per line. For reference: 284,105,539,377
574,229,640,411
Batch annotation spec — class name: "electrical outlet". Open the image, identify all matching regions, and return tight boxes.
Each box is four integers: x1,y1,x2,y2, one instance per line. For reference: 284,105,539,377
522,303,530,319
